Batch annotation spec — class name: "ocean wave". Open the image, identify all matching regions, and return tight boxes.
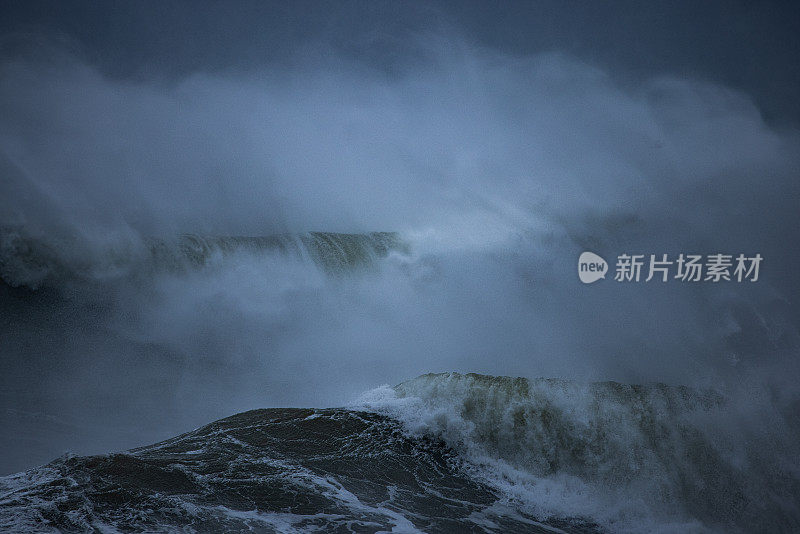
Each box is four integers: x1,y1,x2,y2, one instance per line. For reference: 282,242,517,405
2,374,796,533
354,372,800,533
0,228,408,289
0,407,589,533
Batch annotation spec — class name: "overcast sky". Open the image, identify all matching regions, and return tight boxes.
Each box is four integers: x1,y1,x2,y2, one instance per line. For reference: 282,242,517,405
2,0,799,123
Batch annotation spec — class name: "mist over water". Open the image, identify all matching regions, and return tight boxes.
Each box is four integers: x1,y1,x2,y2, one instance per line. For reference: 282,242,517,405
0,14,799,530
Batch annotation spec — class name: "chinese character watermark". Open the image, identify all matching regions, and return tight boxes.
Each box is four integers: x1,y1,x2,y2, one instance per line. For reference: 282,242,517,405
579,252,762,284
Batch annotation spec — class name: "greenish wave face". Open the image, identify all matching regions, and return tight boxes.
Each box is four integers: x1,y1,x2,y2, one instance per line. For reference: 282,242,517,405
362,372,798,531
0,229,410,288
149,232,409,274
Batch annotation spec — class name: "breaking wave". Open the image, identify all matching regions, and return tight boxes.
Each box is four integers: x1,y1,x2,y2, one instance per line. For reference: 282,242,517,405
0,228,408,289
355,373,800,533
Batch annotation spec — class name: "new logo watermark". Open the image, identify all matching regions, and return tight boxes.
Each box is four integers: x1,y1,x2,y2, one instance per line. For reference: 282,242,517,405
578,252,762,284
578,252,608,284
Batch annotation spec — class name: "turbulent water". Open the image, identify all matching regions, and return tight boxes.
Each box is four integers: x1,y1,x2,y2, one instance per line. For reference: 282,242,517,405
2,372,798,533
0,229,408,288
0,406,590,533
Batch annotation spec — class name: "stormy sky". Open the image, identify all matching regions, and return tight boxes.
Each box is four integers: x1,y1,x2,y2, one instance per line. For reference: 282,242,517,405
0,1,799,474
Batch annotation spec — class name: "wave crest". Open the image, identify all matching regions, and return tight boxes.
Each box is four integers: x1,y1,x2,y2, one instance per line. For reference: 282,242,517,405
355,372,800,532
0,229,408,288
